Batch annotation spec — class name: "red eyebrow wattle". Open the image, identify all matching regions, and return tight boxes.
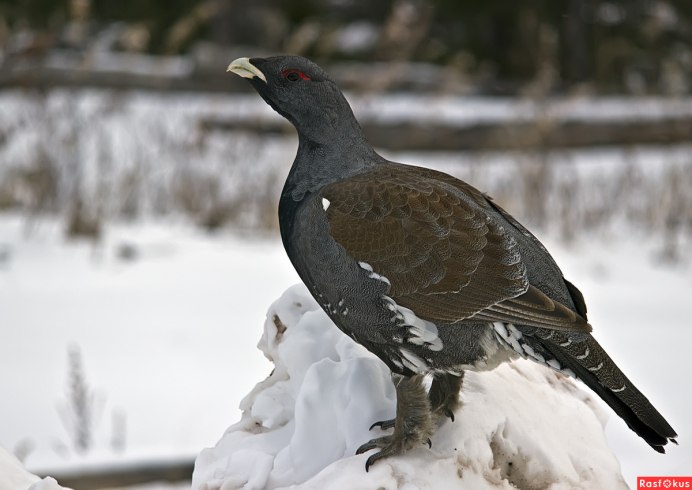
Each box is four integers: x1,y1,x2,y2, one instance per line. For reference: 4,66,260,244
281,69,311,80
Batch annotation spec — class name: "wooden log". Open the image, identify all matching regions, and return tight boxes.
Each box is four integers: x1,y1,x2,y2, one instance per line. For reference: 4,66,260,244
199,116,692,151
36,458,194,490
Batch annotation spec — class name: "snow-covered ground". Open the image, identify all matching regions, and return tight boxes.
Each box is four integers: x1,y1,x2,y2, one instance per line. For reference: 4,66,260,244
1,212,690,488
0,446,67,490
192,285,628,489
0,215,300,473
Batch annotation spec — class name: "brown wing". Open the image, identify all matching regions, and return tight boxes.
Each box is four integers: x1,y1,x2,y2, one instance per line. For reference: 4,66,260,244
321,164,590,333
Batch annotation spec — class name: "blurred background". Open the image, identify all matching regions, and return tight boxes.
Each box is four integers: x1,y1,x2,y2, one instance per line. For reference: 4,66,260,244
0,0,691,488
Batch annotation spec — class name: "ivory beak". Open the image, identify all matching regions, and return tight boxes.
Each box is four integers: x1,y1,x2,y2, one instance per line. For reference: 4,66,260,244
226,57,267,83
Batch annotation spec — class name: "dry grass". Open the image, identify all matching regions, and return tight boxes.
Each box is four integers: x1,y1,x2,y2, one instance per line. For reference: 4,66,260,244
0,90,690,258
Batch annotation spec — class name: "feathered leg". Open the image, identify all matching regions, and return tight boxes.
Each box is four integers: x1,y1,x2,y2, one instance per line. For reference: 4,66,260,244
369,371,464,431
429,372,464,422
356,374,434,471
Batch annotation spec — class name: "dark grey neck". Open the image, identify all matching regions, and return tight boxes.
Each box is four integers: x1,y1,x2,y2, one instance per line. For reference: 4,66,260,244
282,98,382,201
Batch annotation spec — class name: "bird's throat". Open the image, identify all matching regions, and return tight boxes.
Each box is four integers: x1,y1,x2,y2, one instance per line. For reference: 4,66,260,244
283,134,381,202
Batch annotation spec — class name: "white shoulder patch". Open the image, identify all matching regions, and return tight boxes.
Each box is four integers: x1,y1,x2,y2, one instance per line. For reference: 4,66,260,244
384,296,443,351
358,261,373,272
321,198,330,211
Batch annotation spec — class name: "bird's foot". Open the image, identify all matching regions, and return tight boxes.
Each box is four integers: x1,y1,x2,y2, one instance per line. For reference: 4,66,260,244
357,374,434,471
356,431,432,471
429,372,464,424
369,418,395,431
370,372,464,434
439,408,455,422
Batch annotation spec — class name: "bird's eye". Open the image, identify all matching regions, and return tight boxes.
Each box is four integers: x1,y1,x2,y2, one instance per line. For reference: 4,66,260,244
282,69,310,82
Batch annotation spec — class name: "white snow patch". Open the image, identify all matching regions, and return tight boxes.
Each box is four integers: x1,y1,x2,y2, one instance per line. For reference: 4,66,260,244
193,285,628,490
0,446,71,490
334,22,379,54
0,215,301,470
355,95,692,126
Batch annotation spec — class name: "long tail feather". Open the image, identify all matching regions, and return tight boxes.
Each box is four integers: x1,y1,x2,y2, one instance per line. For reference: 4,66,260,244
518,327,677,452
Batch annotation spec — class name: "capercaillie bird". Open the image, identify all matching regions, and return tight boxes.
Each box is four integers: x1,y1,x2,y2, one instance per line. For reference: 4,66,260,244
227,55,678,471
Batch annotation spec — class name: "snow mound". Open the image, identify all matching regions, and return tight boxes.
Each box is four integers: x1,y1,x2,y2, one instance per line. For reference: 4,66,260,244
193,284,627,490
0,446,70,490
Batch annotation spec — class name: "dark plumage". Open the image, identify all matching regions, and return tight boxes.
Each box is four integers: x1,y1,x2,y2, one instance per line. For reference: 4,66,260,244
227,55,677,470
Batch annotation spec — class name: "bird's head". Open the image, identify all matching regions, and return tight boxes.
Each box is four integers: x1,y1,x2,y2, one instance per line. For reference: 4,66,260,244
227,55,363,146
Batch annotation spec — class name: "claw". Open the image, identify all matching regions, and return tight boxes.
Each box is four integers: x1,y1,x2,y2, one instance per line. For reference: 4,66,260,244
358,374,436,471
365,454,375,473
369,419,395,431
429,373,464,425
356,441,375,455
358,436,396,472
356,436,388,455
365,449,394,472
365,453,380,472
357,436,393,471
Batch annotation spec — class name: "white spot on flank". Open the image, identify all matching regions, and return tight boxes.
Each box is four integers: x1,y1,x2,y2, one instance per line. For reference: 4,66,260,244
547,359,561,370
493,322,576,377
370,271,390,285
588,361,604,372
612,384,626,393
493,322,523,353
559,338,572,347
322,198,330,211
358,261,391,286
522,344,545,363
494,322,508,338
576,347,590,360
398,348,428,373
506,324,523,340
384,296,443,351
